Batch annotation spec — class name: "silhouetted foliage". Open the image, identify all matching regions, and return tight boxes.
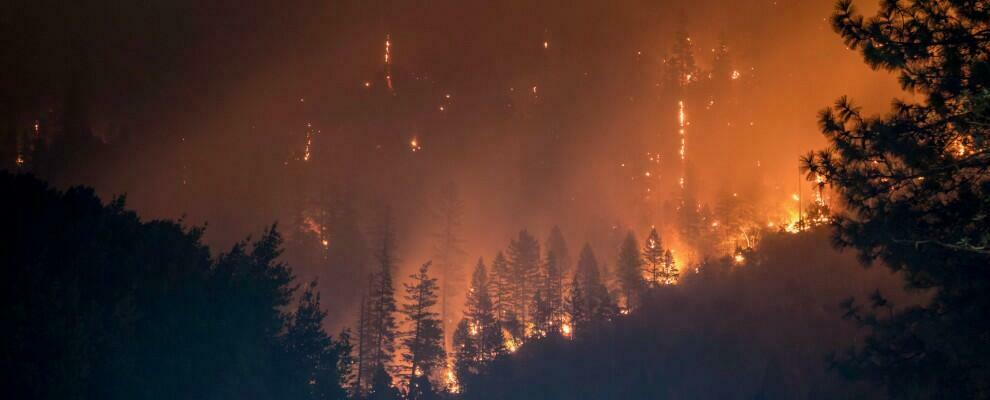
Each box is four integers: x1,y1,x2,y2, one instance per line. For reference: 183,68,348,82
0,172,348,399
804,1,990,397
460,230,917,399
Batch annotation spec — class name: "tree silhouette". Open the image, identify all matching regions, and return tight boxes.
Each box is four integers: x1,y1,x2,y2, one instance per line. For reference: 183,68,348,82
400,261,445,389
804,0,990,396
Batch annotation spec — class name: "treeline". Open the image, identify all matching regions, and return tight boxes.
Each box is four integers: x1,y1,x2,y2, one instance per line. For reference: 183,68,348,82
456,229,915,399
2,172,351,400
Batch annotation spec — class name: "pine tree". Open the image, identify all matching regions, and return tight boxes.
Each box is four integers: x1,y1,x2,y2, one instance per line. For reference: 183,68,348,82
546,226,572,278
543,251,565,332
400,261,445,388
489,251,512,323
490,250,522,342
642,227,664,289
615,231,645,310
803,1,990,396
360,209,399,387
335,328,356,396
663,23,699,89
282,280,348,400
431,182,466,352
570,244,617,332
367,366,400,400
451,318,481,385
506,230,541,331
529,289,550,337
464,259,506,361
662,250,678,285
566,275,588,334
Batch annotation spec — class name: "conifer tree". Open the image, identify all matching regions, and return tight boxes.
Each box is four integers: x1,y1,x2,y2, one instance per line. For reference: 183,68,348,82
506,230,541,331
451,318,481,384
489,251,511,322
543,251,565,332
546,226,572,277
367,366,400,400
360,209,399,387
642,227,664,289
571,244,617,332
464,259,506,360
400,261,445,387
282,280,349,400
615,231,645,309
529,289,550,337
662,250,679,285
431,182,466,351
566,275,588,333
804,1,990,396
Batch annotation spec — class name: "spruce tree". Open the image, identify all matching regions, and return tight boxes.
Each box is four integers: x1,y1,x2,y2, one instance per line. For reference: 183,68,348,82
642,227,664,289
615,231,645,310
400,261,445,388
804,1,990,396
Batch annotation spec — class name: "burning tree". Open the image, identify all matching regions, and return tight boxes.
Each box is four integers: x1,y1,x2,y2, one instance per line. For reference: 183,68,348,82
804,0,990,397
642,227,665,288
616,231,646,309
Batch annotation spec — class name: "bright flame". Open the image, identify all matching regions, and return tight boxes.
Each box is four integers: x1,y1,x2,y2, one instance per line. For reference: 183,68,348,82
446,368,460,394
321,239,329,248
504,335,519,353
561,323,572,336
733,253,745,265
731,70,741,80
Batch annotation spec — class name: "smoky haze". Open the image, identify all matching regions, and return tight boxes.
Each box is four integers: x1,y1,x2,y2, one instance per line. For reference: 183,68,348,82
4,0,905,331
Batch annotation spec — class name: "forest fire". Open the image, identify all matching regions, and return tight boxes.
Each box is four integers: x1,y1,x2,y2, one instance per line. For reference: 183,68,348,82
7,0,986,398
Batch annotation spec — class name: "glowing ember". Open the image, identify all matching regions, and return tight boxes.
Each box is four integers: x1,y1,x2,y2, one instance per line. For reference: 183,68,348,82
733,253,745,265
731,70,741,80
409,137,422,152
446,368,460,393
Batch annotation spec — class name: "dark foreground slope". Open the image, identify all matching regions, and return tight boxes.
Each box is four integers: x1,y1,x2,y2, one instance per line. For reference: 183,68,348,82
462,230,921,400
1,173,348,400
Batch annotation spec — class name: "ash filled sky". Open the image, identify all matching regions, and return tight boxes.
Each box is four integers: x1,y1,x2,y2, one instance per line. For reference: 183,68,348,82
5,0,906,327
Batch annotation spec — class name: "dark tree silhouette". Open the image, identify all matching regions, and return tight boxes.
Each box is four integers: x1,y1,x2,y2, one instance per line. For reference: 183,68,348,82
358,209,400,390
464,258,507,360
804,1,990,397
642,227,664,288
400,261,445,388
615,231,645,309
506,230,541,333
0,173,349,399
